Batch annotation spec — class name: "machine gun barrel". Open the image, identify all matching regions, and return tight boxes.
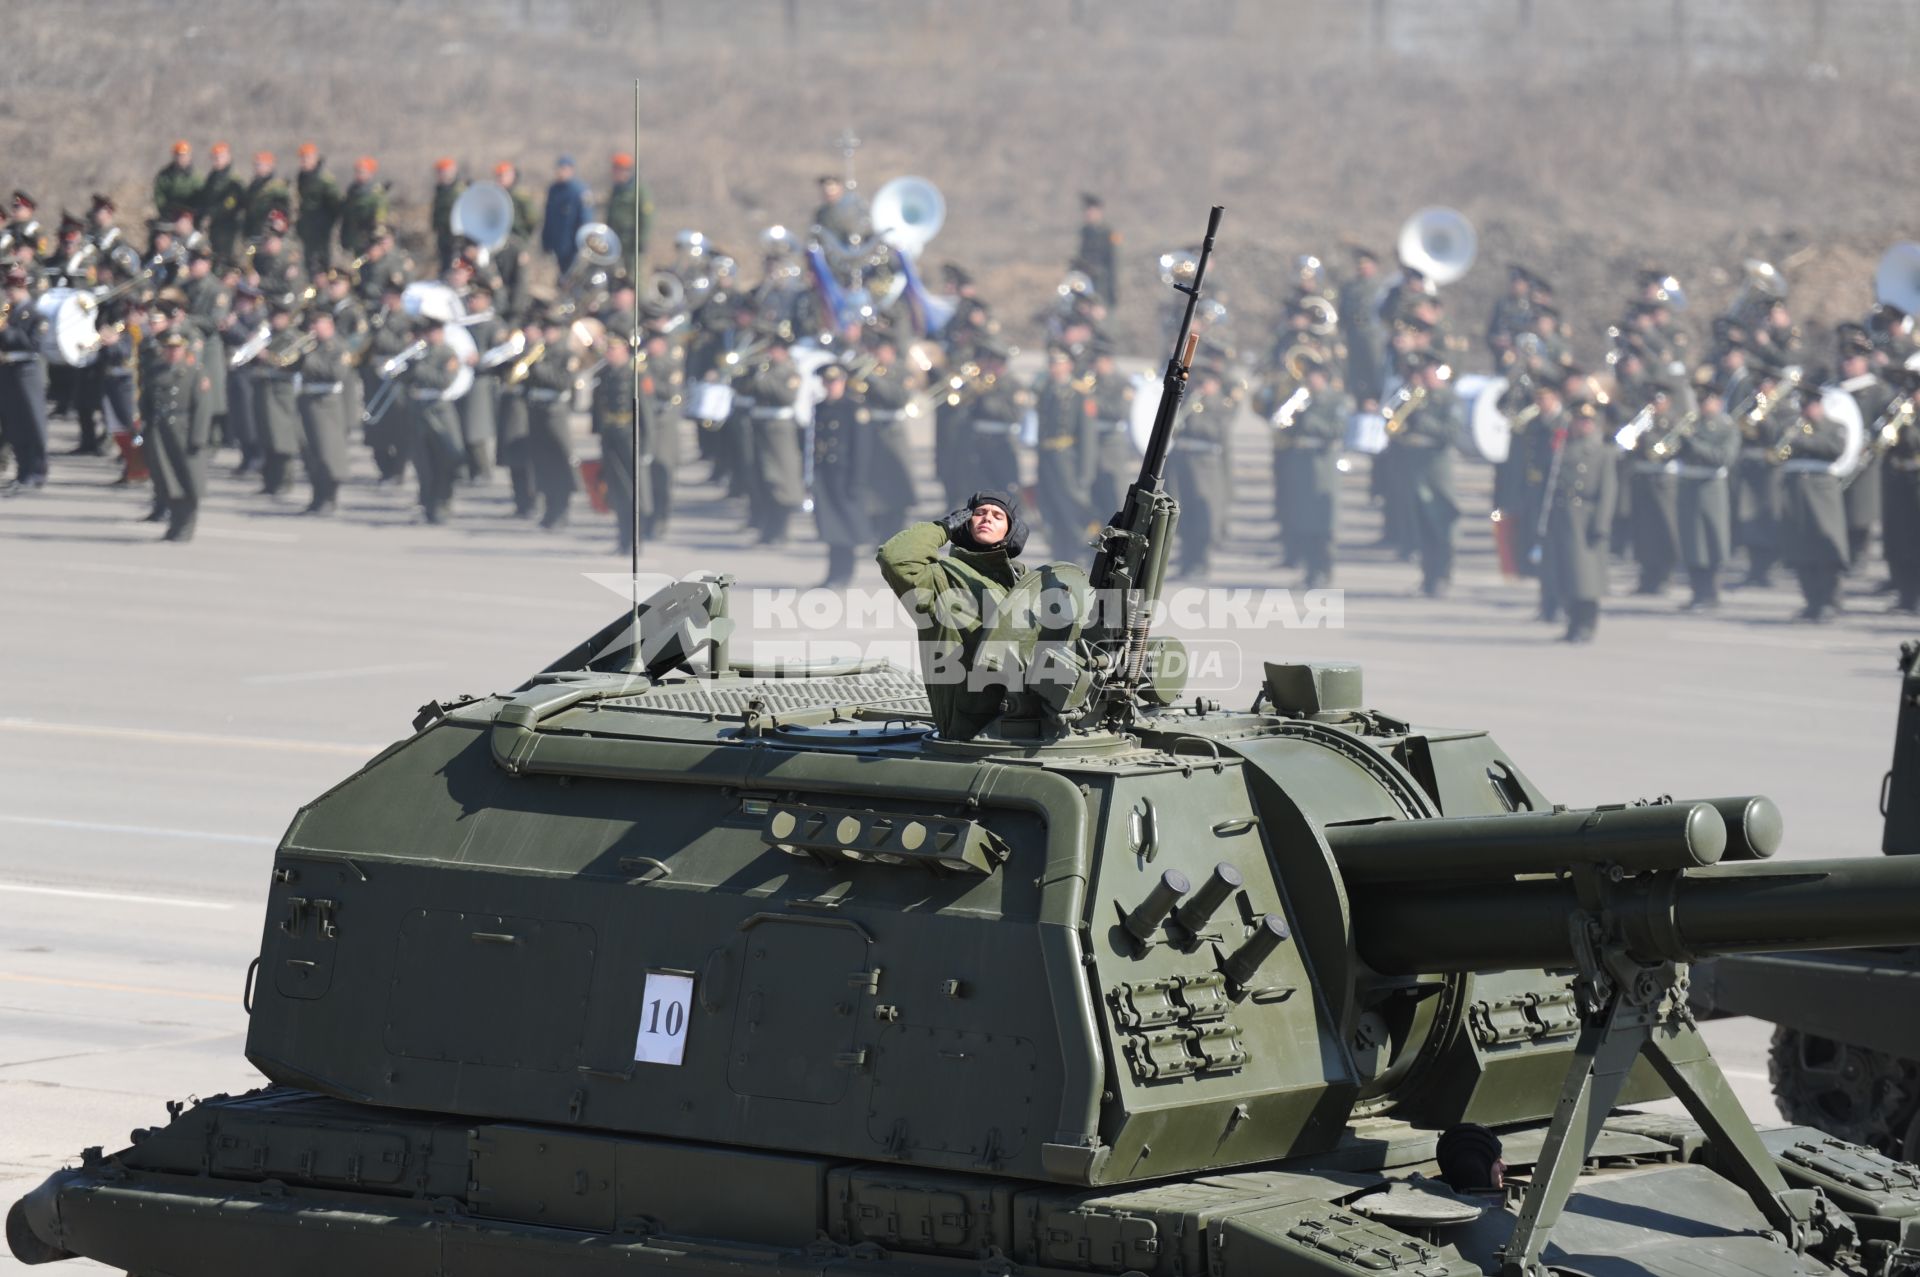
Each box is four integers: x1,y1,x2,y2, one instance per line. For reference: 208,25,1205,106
1084,205,1222,719
1354,852,1920,974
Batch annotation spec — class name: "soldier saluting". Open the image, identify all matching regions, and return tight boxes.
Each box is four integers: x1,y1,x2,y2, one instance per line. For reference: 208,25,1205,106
142,329,213,543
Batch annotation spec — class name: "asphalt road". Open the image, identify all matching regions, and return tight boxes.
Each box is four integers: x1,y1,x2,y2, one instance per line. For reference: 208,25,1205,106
2,394,1911,1273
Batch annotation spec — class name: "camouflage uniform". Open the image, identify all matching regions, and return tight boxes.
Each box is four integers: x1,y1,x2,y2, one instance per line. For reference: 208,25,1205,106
152,160,201,220
295,163,342,273
338,179,388,259
198,163,247,264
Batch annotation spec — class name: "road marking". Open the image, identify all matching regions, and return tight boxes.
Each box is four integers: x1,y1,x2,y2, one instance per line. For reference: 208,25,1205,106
0,815,273,847
0,882,236,911
0,717,380,757
242,660,442,686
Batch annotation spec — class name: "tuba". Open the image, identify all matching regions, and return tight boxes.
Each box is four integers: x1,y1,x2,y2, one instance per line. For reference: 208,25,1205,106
1730,259,1789,322
870,177,945,259
1299,294,1339,338
1396,208,1477,286
1875,243,1920,318
450,182,514,263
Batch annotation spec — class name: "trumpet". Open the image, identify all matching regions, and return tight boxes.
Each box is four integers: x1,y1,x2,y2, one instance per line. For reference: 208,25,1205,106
942,361,995,409
1381,383,1427,435
266,329,320,368
1738,370,1800,440
719,334,773,374
505,340,546,387
1869,396,1916,460
1647,411,1698,461
1767,419,1814,466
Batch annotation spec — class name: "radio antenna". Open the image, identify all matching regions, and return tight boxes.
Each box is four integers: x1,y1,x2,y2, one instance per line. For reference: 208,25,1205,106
630,78,644,656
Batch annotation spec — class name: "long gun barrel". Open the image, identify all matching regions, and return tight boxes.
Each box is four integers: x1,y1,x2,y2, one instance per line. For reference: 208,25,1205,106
1354,851,1920,974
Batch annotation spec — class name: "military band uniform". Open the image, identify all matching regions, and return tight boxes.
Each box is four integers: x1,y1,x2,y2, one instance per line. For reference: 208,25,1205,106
251,330,302,496
524,343,578,529
456,307,502,480
744,357,805,544
295,333,351,513
404,335,464,524
934,393,974,509
1392,389,1465,596
590,362,646,555
1628,419,1681,594
1840,370,1895,563
1733,400,1790,585
811,388,873,586
0,302,50,488
1884,415,1920,613
495,367,537,518
1515,408,1565,620
92,328,138,463
141,348,212,542
1084,368,1136,525
858,360,916,541
323,290,368,430
248,235,305,296
135,325,174,518
1032,369,1095,560
361,307,415,482
184,272,233,433
1779,408,1851,620
431,175,466,273
1077,216,1119,307
639,339,685,538
1284,387,1352,588
1168,388,1230,579
965,377,1026,501
217,306,262,468
1542,416,1617,642
1673,409,1739,609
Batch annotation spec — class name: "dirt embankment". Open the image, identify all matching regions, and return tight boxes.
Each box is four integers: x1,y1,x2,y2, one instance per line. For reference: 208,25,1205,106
6,0,1909,368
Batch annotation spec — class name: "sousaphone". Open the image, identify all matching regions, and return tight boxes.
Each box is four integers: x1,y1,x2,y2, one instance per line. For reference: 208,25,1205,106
1397,207,1477,286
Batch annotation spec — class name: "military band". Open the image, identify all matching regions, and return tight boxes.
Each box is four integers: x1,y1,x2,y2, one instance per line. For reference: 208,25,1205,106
1,143,1914,640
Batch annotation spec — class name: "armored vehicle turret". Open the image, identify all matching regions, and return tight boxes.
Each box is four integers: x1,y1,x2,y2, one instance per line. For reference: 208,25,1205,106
15,211,1920,1277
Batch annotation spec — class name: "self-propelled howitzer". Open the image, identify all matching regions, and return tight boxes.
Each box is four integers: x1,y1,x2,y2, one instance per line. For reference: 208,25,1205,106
13,597,1920,1277
17,214,1920,1277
